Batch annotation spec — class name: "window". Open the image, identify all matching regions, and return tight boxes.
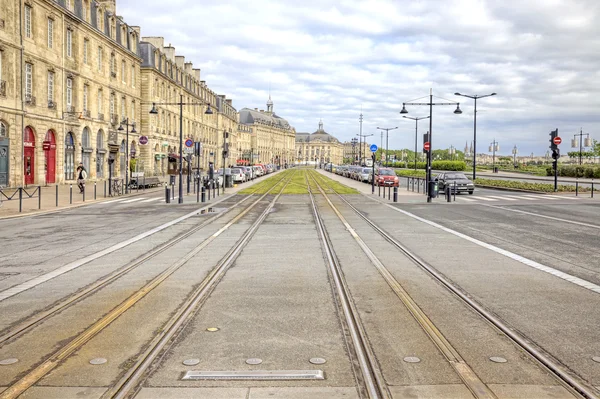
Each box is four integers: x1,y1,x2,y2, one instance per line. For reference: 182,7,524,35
83,39,89,64
25,63,32,98
66,78,73,108
66,29,72,57
97,9,102,30
97,47,102,71
25,6,32,38
131,101,135,121
0,122,6,137
131,65,135,87
67,0,74,12
121,96,126,118
121,60,125,83
47,19,53,48
111,54,116,76
97,89,103,114
110,93,115,116
83,85,88,111
47,71,54,103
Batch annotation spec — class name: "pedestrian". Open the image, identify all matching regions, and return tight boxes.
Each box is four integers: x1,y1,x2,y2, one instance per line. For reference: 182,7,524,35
76,162,87,193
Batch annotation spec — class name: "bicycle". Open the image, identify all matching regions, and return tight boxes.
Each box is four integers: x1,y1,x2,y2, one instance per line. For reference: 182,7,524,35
110,179,123,197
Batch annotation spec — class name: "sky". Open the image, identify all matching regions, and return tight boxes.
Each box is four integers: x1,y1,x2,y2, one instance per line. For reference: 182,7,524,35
119,0,600,156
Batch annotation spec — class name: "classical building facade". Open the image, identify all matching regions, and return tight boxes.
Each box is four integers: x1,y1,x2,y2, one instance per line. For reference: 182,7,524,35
295,120,344,165
238,97,295,167
0,0,141,187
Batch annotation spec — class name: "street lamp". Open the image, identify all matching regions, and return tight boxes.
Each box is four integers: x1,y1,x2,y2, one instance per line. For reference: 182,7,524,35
117,118,136,194
454,92,497,180
512,145,518,168
222,129,229,193
149,97,213,204
356,133,374,165
489,139,499,172
400,89,462,202
571,128,592,165
449,145,455,161
402,115,429,171
376,126,398,167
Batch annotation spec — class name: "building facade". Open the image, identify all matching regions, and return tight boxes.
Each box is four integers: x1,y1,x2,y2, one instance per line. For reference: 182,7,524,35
0,0,141,187
295,120,344,165
238,97,295,167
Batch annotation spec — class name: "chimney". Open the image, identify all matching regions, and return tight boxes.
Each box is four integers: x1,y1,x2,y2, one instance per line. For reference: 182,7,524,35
193,68,201,80
98,0,116,14
226,99,232,105
131,26,140,36
141,36,164,49
175,55,185,69
163,45,175,61
185,62,193,74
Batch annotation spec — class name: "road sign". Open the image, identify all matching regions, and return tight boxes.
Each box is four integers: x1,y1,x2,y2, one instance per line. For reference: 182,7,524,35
370,144,378,152
183,146,194,155
424,142,431,151
185,138,194,148
139,136,148,145
553,136,562,145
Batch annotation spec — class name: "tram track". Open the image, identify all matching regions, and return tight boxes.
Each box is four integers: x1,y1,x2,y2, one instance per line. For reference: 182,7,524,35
308,170,599,399
0,172,296,399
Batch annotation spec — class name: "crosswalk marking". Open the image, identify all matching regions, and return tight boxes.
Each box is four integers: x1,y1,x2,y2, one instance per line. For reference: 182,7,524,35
502,195,537,201
140,198,162,203
486,195,518,201
473,196,498,201
97,198,128,205
545,194,580,200
121,198,147,203
521,194,558,200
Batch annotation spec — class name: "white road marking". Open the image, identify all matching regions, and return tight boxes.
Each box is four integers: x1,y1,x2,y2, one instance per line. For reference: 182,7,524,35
140,198,162,203
121,198,146,203
457,197,477,202
486,195,518,201
472,196,498,201
502,195,537,201
482,205,600,230
376,199,600,295
0,206,215,302
521,194,558,200
96,198,128,205
544,195,580,200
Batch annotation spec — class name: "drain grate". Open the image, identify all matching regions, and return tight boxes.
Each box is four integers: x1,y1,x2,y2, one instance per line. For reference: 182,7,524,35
182,370,324,380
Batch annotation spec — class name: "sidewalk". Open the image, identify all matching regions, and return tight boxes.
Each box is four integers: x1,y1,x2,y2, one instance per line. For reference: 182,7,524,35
315,169,425,203
0,178,169,219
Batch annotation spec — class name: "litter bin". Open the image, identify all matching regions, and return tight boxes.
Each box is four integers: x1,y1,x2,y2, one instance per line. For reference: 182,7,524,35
428,181,439,198
225,174,233,188
493,167,499,173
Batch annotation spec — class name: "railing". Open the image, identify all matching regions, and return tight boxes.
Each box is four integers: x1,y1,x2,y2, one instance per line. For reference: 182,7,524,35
67,105,76,113
47,100,56,109
0,186,41,212
405,177,428,195
0,80,6,97
97,112,104,121
25,95,36,106
82,109,91,118
110,114,119,126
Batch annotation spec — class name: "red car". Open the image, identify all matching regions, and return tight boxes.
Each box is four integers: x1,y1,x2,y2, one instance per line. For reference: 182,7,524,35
373,168,399,187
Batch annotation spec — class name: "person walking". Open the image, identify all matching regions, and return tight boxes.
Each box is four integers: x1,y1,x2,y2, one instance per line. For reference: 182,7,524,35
76,162,87,193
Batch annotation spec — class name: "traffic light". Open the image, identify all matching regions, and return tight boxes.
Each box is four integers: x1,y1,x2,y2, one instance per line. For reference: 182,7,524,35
552,148,560,160
549,129,558,151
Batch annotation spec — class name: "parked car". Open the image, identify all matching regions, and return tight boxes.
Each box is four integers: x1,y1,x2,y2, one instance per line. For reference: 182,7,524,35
242,166,254,180
215,168,232,187
253,165,264,177
357,167,371,182
434,172,474,194
231,167,247,183
371,168,399,187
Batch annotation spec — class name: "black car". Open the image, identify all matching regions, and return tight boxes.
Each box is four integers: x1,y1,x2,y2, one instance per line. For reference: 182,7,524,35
434,172,474,194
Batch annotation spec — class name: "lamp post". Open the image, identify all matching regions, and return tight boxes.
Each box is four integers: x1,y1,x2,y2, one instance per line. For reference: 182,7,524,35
358,110,363,165
571,128,591,165
149,97,213,204
449,145,455,161
351,137,358,164
512,145,518,168
222,129,229,193
356,133,373,165
454,92,497,180
400,89,462,202
117,118,136,194
402,115,429,171
376,126,398,167
489,139,499,172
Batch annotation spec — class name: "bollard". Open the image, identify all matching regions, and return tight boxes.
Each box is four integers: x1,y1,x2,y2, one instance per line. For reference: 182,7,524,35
38,186,41,209
453,182,456,201
143,176,146,191
576,180,579,196
121,181,124,196
165,186,171,203
196,180,200,203
407,177,410,191
83,185,85,202
388,186,391,200
70,184,73,204
172,184,175,201
417,179,420,193
19,187,22,213
378,184,381,197
201,186,206,202
56,185,59,207
94,182,97,200
446,186,451,202
103,180,106,197
213,181,216,198
592,180,594,198
393,186,398,202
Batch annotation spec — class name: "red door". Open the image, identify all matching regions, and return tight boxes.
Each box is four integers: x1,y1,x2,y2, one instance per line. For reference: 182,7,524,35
44,130,56,184
24,126,36,185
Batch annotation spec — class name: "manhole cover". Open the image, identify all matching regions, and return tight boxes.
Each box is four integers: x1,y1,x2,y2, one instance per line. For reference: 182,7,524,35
0,358,18,365
592,357,600,363
489,357,507,363
246,358,262,365
309,358,326,365
206,327,220,332
89,358,107,365
183,359,200,366
403,356,421,363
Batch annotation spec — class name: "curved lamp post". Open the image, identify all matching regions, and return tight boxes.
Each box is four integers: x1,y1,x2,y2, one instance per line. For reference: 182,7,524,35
376,126,398,167
402,115,429,171
400,89,462,202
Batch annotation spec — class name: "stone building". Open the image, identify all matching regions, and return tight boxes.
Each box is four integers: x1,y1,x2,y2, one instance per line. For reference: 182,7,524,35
0,0,141,187
238,96,295,167
295,120,344,165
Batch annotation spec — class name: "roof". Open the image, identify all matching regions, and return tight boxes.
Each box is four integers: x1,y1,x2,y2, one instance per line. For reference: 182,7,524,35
296,121,339,143
239,108,291,130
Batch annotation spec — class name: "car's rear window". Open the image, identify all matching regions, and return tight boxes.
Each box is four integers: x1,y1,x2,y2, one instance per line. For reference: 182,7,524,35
378,169,394,176
446,173,467,179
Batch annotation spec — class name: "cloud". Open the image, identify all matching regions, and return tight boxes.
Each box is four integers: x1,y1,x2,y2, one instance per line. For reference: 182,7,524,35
118,0,600,155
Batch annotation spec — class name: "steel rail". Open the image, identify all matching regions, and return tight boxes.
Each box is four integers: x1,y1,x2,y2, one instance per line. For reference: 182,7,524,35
309,171,497,398
105,171,296,399
320,174,599,399
306,171,390,399
0,172,294,399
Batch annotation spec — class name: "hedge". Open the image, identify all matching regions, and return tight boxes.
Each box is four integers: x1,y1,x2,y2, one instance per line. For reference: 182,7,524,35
546,165,600,178
391,161,466,171
395,169,427,178
475,178,589,192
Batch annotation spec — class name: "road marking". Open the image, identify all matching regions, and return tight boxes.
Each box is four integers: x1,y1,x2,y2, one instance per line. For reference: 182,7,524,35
0,205,219,302
483,205,600,230
457,197,477,202
96,198,128,205
544,195,580,200
140,198,162,203
486,195,517,201
502,195,537,201
121,198,146,203
473,196,498,201
521,194,558,200
378,200,600,295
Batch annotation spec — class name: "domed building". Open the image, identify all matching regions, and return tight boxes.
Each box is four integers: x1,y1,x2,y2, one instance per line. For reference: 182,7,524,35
295,120,344,165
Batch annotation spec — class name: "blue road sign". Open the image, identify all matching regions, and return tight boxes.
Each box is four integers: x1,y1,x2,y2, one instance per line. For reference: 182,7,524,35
370,144,378,152
185,138,194,148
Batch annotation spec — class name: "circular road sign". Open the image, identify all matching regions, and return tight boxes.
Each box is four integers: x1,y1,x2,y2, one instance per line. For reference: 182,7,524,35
185,138,194,148
139,136,148,145
370,144,378,152
553,136,562,145
423,142,431,151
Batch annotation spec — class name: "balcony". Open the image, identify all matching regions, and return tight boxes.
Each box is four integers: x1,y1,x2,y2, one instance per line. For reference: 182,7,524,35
110,114,119,126
82,109,91,118
47,100,56,109
67,105,75,113
97,113,104,121
0,80,5,97
111,71,117,78
25,95,36,106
